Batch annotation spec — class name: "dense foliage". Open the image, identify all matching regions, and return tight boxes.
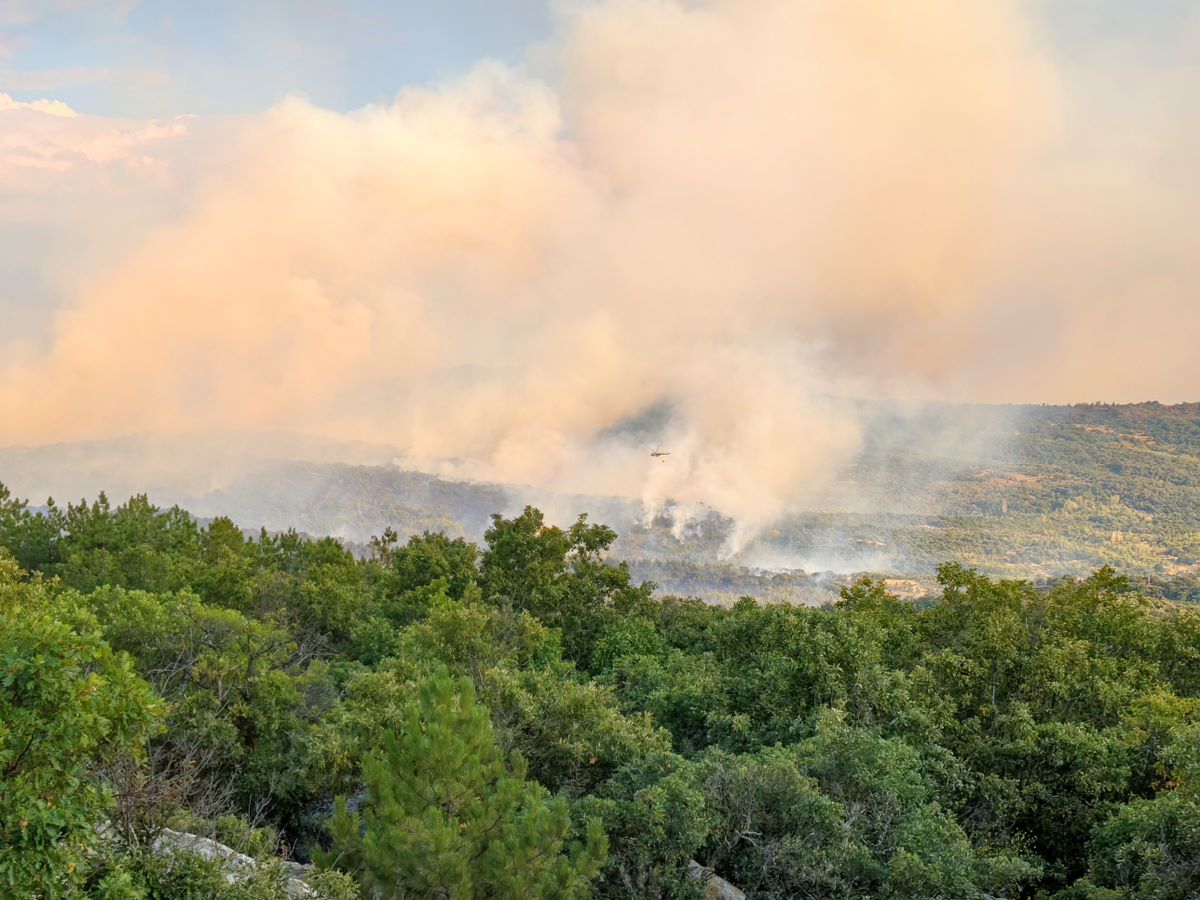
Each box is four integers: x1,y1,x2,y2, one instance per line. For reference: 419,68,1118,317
1,482,1198,897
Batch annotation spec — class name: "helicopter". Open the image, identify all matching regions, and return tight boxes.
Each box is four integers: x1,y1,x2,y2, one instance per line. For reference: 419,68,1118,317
650,448,671,460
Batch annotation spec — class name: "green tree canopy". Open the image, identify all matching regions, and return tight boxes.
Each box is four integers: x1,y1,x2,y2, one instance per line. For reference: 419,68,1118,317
319,671,607,898
0,553,163,895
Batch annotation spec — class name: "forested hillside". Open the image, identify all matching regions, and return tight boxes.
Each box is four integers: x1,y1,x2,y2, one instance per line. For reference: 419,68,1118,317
5,404,1196,605
2,483,1199,898
816,402,1200,580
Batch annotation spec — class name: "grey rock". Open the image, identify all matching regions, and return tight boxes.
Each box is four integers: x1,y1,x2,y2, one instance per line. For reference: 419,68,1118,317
152,827,313,897
686,858,746,900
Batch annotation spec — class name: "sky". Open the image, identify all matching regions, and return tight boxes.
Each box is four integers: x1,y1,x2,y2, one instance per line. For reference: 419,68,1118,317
0,1,1192,116
1,0,1198,543
0,0,553,116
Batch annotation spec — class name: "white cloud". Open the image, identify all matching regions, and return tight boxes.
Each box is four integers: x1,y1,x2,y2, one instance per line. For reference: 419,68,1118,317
0,90,74,114
0,91,186,180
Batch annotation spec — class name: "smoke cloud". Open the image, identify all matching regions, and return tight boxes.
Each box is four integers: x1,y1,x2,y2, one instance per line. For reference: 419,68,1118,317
1,0,1197,548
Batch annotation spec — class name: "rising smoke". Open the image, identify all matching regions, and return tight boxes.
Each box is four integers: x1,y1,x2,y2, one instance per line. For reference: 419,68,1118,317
1,0,1197,550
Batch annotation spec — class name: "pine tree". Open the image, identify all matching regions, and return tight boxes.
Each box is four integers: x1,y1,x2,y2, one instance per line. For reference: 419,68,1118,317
318,672,607,898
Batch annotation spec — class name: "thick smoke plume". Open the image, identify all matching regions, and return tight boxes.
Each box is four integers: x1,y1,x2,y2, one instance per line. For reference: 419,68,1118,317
1,0,1198,549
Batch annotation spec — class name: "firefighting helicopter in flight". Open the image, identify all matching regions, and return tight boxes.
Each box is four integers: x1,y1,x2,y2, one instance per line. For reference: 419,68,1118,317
650,447,671,460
